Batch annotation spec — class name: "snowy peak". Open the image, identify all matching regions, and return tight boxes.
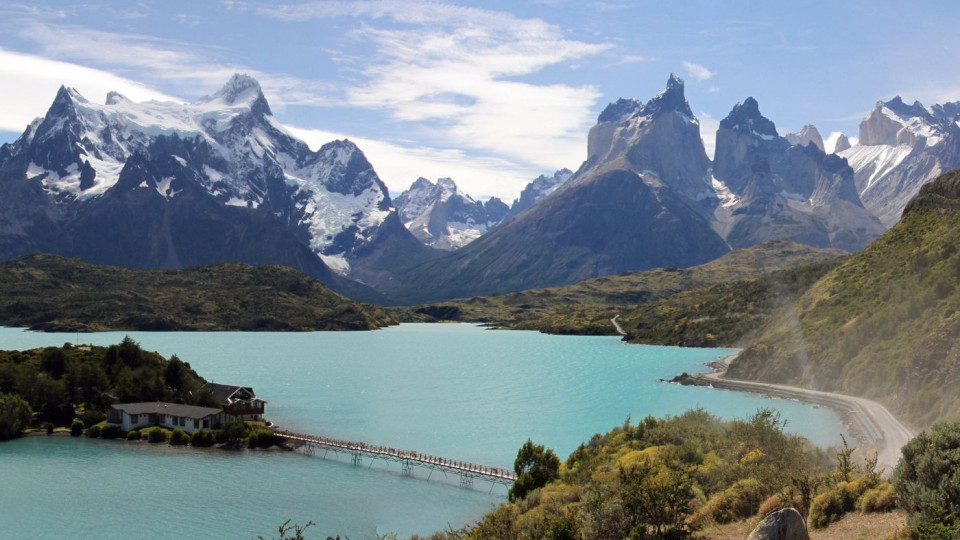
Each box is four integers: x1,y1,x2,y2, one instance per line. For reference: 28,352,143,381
195,73,270,115
859,97,943,147
719,97,778,140
394,176,502,250
784,124,825,152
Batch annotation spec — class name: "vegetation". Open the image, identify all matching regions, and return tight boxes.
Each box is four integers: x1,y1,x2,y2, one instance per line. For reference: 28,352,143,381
170,428,190,445
449,409,892,540
0,337,215,432
509,440,560,502
728,170,960,428
0,254,394,332
893,422,960,537
395,240,845,337
191,429,215,447
0,392,32,440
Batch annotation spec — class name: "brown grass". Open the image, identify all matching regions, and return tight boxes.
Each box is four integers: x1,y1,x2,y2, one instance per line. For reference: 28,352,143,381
698,510,906,540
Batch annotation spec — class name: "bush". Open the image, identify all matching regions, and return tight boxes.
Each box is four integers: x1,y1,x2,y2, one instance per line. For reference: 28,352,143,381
894,422,960,529
127,430,141,441
146,428,167,444
247,428,278,449
100,424,123,440
45,422,54,435
86,425,102,438
70,419,84,437
693,478,767,525
858,483,897,513
808,475,876,528
80,408,104,428
0,392,33,441
190,429,215,447
170,428,189,446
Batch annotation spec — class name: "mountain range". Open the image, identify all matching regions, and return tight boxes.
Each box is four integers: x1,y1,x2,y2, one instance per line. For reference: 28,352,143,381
1,73,957,306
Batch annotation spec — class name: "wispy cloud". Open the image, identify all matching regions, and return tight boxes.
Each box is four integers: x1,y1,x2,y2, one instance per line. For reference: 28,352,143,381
0,49,178,133
683,60,714,82
260,0,609,169
619,54,657,64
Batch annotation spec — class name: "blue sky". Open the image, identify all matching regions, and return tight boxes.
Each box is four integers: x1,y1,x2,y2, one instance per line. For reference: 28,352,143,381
2,0,960,201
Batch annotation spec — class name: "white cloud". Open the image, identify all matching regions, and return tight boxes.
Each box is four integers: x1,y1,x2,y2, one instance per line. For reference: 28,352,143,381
262,0,607,170
698,111,719,160
0,48,178,133
683,60,714,82
620,54,656,64
285,126,547,202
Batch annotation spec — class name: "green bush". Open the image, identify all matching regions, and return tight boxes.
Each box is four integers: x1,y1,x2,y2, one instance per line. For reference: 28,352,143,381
695,478,767,524
808,476,876,528
100,424,123,440
0,392,33,441
190,429,215,447
146,428,167,444
127,430,141,441
857,482,896,513
70,419,84,437
894,422,960,529
86,425,101,439
170,428,189,446
247,428,278,449
44,422,54,435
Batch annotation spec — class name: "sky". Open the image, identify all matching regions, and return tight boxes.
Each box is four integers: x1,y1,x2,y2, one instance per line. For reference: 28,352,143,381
2,1,960,202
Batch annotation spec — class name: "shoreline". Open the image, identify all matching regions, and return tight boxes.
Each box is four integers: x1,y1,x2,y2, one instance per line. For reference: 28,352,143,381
674,355,914,474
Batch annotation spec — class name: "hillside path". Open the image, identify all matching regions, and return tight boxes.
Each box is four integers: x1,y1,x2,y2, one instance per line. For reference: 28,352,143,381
611,314,626,336
696,367,914,474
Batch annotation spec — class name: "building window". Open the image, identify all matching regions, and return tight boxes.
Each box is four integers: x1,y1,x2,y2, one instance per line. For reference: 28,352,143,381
179,417,185,426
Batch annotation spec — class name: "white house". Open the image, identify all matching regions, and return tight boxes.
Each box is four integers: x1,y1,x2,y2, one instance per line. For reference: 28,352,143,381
107,402,230,434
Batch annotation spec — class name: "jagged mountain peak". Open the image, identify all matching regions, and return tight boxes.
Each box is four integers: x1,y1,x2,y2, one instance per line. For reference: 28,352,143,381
105,91,131,106
194,73,271,115
646,73,693,118
784,124,825,152
720,97,778,139
598,98,644,124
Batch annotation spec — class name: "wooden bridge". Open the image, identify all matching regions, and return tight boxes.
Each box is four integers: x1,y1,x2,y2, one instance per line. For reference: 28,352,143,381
275,429,517,489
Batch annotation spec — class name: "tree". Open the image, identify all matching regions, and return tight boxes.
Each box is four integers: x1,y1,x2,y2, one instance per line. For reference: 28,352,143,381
0,392,33,440
894,422,960,530
509,439,560,502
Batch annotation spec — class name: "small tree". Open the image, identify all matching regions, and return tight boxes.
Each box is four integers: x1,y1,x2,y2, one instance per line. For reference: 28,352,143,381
70,419,84,437
508,439,560,502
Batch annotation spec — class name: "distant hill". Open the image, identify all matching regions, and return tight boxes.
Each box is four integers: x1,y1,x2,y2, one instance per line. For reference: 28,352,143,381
0,255,395,332
728,170,960,428
397,239,845,335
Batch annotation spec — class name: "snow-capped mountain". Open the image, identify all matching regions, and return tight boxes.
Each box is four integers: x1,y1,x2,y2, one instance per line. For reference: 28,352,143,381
711,98,883,251
393,177,508,250
503,168,573,222
838,96,960,226
0,74,432,297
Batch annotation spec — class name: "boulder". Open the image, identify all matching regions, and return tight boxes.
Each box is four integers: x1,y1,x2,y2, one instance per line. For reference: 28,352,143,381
747,508,809,540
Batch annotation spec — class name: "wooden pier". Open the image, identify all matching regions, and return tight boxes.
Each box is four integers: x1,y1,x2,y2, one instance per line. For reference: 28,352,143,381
275,429,516,489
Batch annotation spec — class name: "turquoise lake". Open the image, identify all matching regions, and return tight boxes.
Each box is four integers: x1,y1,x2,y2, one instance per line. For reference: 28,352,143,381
0,324,847,539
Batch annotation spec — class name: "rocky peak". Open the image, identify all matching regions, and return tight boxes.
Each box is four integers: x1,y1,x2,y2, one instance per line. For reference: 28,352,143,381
833,133,852,153
645,73,693,118
719,97,778,139
598,98,644,124
784,124,825,152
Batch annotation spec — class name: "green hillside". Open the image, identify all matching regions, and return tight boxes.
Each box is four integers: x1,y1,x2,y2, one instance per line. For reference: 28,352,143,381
728,170,960,429
0,254,395,332
396,240,845,335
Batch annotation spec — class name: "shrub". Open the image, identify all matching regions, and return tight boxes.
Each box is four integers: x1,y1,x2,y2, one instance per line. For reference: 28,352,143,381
146,428,167,444
248,428,278,449
0,392,33,441
857,483,897,513
808,476,876,528
694,478,766,525
45,422,54,435
127,430,141,441
80,408,104,428
894,422,960,529
70,419,84,437
190,429,215,447
86,425,101,438
170,428,189,446
100,424,123,440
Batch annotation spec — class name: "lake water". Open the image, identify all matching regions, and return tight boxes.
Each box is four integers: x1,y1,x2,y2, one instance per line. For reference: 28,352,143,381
0,324,847,539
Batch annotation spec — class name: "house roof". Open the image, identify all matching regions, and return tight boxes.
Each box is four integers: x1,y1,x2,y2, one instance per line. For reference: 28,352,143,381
110,402,224,419
201,382,264,404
